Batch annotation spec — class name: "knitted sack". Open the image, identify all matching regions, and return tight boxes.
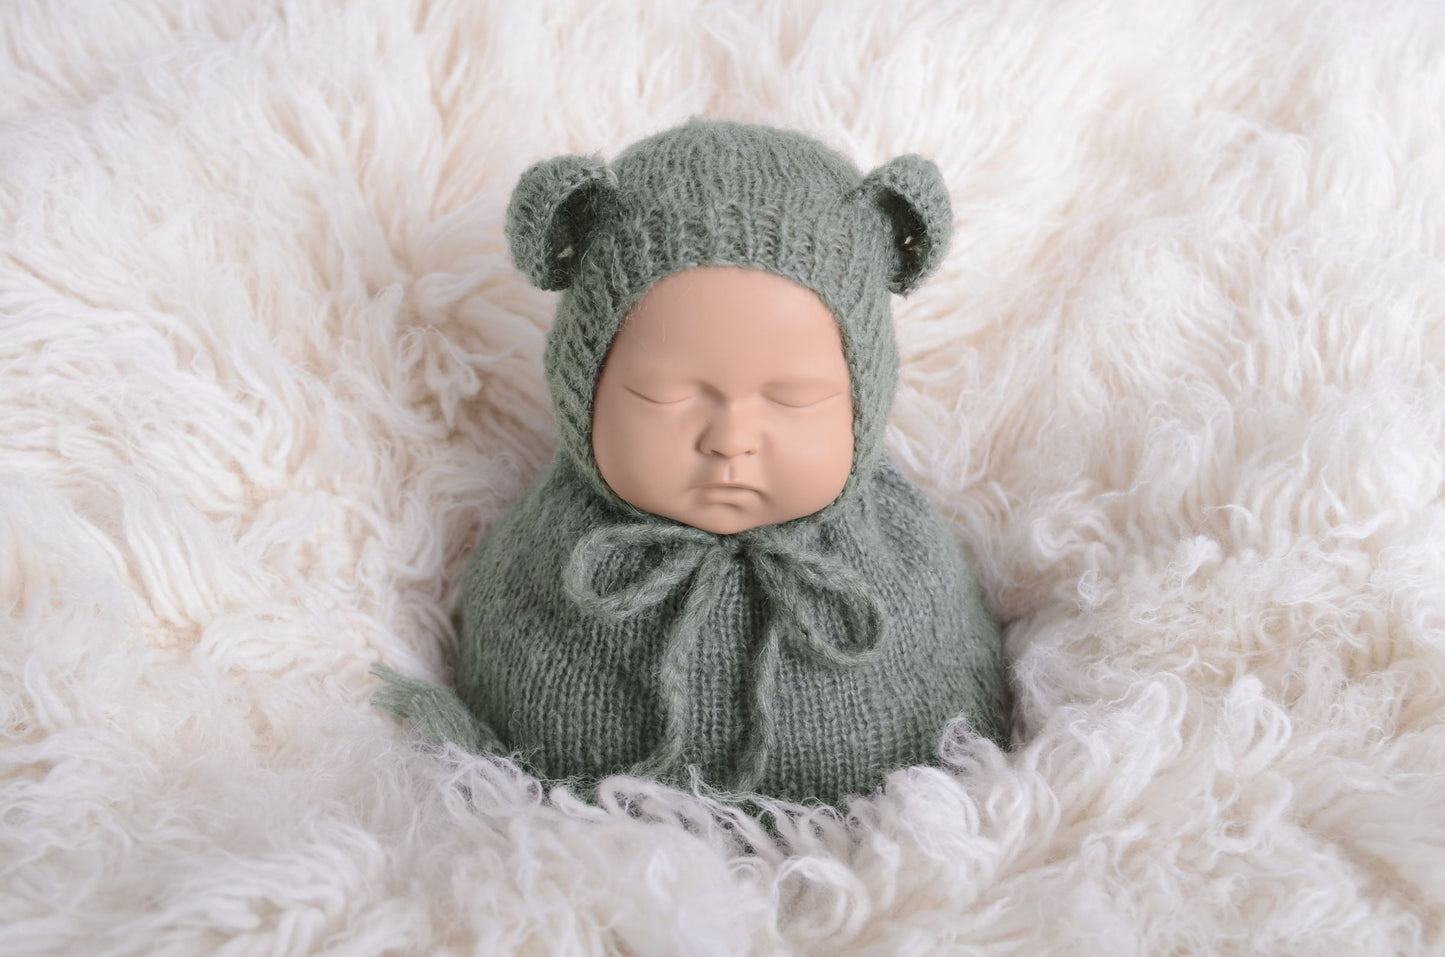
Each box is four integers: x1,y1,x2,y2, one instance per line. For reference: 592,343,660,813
374,119,1011,806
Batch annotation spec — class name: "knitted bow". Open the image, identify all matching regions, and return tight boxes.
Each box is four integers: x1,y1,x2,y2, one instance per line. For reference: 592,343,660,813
563,520,888,791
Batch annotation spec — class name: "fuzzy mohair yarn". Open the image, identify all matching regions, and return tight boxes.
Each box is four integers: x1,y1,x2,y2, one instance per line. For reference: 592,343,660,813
375,119,1011,805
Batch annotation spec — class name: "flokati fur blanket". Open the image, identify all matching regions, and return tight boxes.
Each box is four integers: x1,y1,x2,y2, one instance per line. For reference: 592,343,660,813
2,1,1443,954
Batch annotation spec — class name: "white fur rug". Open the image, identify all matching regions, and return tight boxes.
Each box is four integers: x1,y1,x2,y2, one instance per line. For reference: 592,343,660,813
3,0,1444,953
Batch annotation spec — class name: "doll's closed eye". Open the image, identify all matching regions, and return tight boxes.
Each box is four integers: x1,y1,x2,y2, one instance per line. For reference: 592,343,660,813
624,385,693,405
766,388,844,409
762,377,849,408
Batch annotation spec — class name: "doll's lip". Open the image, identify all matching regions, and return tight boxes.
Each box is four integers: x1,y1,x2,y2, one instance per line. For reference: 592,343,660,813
697,482,762,493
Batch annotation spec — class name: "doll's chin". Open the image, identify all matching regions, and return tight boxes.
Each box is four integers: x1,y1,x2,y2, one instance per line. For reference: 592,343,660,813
687,507,760,535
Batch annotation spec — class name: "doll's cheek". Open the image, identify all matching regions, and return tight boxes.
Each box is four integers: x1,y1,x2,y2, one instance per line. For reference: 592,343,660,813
778,411,853,454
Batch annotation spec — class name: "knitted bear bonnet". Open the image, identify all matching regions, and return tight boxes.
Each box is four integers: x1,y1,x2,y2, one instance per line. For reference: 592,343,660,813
376,119,1011,806
518,117,950,514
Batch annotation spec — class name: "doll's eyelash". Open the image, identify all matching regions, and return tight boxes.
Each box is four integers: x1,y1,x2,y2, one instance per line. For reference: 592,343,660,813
767,391,842,408
625,386,691,404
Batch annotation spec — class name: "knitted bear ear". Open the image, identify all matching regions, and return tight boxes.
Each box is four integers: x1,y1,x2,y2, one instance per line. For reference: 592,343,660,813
505,154,618,291
854,154,953,295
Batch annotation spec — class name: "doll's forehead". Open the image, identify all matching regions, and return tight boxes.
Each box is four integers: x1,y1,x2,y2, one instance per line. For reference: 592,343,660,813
606,266,851,368
620,266,843,331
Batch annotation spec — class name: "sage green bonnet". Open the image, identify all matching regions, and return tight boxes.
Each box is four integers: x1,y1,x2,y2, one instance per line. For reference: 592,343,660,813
505,117,954,513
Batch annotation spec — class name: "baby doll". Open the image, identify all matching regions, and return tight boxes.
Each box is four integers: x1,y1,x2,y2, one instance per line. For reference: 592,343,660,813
375,119,1011,806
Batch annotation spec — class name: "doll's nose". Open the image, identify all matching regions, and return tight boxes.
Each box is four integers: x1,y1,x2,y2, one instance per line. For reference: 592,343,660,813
699,408,758,457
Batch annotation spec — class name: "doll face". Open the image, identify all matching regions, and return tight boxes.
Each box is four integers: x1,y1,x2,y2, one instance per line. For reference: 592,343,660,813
591,266,855,535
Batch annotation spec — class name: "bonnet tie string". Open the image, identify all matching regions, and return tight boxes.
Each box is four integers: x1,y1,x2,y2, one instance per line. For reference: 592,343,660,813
564,521,887,791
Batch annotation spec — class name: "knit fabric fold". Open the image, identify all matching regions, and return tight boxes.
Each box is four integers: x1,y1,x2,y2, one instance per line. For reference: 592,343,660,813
564,520,887,790
418,451,1010,806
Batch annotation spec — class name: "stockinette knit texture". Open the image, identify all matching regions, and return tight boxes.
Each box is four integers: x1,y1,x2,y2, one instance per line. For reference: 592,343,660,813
374,119,1011,806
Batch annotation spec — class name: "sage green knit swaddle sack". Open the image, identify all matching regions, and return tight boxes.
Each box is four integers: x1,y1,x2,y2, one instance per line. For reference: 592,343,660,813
374,119,1011,806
